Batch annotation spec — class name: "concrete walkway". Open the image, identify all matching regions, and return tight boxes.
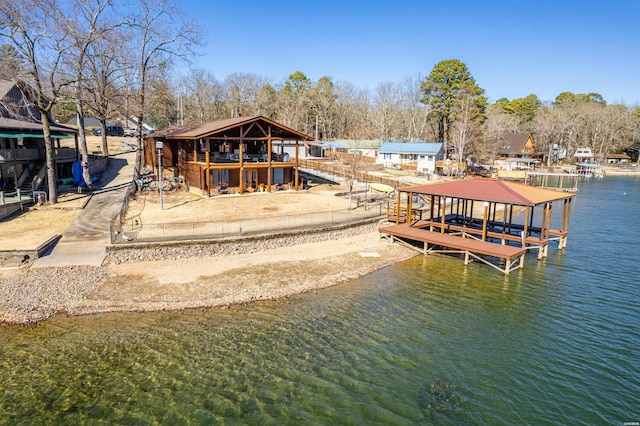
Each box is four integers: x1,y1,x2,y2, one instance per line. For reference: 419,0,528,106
33,144,137,268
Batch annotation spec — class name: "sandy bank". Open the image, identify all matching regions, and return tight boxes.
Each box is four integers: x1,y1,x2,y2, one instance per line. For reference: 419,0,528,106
0,231,416,325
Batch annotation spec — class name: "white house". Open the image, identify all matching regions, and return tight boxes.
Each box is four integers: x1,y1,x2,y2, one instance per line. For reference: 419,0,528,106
377,142,444,174
573,147,594,163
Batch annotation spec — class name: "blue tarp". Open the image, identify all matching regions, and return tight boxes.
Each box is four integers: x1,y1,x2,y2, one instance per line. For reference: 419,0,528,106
72,161,85,187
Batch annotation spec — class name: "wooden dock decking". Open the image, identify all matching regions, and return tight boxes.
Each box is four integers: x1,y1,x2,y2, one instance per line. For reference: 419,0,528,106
379,224,526,275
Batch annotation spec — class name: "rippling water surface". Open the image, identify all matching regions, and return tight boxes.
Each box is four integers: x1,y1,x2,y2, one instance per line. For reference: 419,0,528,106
1,176,639,424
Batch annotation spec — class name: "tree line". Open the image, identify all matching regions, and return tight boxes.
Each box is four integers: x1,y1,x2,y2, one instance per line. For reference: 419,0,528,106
1,1,638,203
166,61,640,166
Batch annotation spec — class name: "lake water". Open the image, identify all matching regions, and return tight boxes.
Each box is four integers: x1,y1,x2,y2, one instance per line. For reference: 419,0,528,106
1,176,639,424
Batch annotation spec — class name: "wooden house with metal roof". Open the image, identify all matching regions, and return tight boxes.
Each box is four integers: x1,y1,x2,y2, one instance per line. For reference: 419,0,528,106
380,178,576,274
144,116,314,195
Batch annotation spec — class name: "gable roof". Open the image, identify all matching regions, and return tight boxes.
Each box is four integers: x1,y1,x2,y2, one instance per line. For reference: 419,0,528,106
152,116,313,141
378,142,443,154
0,117,76,137
0,80,15,99
67,117,101,127
499,134,533,155
398,178,574,206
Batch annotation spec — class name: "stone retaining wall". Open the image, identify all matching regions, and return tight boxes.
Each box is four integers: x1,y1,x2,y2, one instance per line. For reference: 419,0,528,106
106,219,380,264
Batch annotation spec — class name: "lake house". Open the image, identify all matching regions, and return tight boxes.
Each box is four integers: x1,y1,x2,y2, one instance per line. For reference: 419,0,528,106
144,116,314,195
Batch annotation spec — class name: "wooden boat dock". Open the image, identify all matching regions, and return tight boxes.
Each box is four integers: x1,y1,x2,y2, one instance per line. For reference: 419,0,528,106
379,178,576,274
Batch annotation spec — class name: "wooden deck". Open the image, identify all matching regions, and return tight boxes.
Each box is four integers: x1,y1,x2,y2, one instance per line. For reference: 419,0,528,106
379,224,526,275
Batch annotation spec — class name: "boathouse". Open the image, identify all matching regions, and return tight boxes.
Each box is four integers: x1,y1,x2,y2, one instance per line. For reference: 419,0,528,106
144,116,313,195
379,178,576,274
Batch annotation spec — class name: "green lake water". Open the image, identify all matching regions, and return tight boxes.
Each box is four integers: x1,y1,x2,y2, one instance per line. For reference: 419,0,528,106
1,176,639,424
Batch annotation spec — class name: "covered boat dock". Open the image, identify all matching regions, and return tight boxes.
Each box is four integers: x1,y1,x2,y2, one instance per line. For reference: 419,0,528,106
379,178,576,274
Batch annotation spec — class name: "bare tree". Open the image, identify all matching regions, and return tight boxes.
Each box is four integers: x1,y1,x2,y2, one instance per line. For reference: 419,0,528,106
223,72,265,118
84,32,128,156
399,74,431,142
450,86,483,164
65,0,121,187
341,150,363,208
128,0,202,172
182,68,221,123
0,0,75,204
371,82,402,141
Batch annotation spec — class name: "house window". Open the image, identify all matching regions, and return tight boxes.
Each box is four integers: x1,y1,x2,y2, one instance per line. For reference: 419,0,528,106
383,153,392,160
427,155,434,161
419,155,426,161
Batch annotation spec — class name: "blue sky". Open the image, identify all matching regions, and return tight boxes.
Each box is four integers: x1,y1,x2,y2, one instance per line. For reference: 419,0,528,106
181,0,640,105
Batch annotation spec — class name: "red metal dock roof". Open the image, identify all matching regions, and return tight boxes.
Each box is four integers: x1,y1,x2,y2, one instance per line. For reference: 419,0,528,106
398,178,575,206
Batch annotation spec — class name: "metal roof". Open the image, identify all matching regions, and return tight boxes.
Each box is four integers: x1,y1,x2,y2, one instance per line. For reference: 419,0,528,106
153,116,313,141
378,142,443,154
0,117,77,134
398,178,575,206
331,139,384,149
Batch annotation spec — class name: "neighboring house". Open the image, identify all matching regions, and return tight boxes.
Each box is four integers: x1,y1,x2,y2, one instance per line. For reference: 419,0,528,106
145,116,313,196
0,79,77,196
498,134,540,159
128,116,155,133
573,147,594,163
67,117,101,127
377,142,444,174
605,153,631,164
326,139,383,158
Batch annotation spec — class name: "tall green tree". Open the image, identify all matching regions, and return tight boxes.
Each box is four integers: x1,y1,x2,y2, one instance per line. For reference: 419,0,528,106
0,43,24,79
420,59,486,157
553,91,606,107
279,71,311,132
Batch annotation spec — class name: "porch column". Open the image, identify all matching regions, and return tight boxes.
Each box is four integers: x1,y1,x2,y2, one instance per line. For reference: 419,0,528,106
523,206,530,248
440,196,446,234
206,167,211,197
239,141,244,194
295,140,299,190
267,133,272,192
395,190,401,225
482,202,489,241
406,191,413,227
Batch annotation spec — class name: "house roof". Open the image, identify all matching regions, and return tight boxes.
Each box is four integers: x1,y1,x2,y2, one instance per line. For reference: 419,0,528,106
607,153,631,159
331,139,384,149
378,142,443,154
398,178,574,206
0,117,76,135
0,80,15,99
152,116,313,141
67,117,101,127
573,147,593,157
499,134,533,155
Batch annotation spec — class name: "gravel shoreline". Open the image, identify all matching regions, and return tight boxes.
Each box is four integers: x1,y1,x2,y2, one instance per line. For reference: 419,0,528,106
0,227,416,325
